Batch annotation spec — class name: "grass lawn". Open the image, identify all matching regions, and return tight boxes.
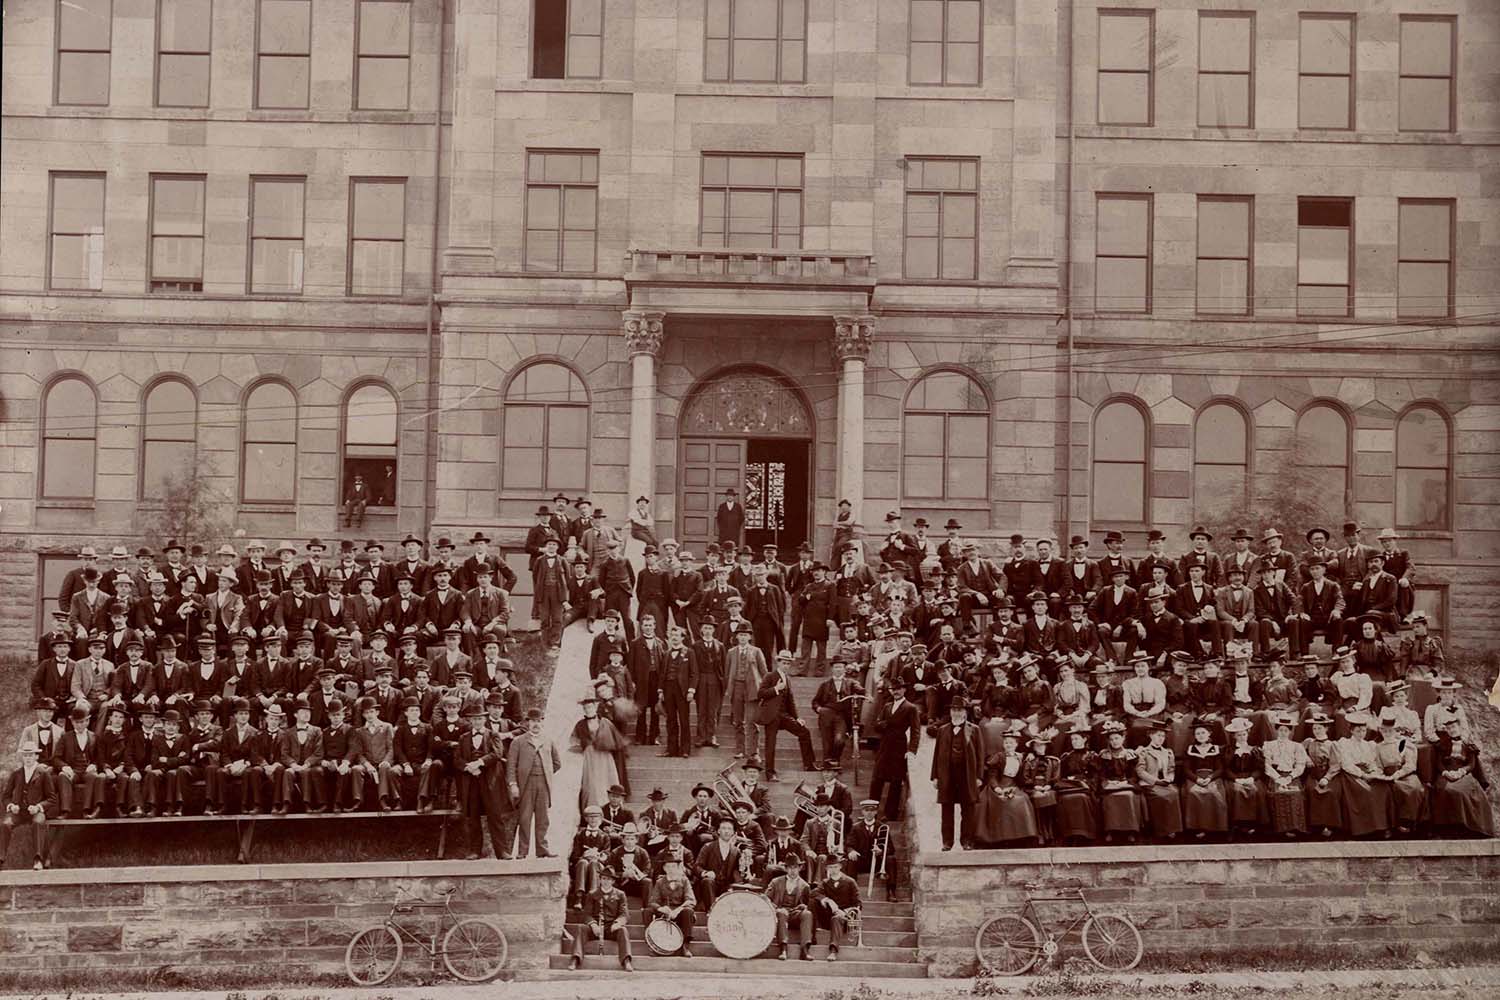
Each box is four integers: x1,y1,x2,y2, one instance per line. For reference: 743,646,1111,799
0,632,558,869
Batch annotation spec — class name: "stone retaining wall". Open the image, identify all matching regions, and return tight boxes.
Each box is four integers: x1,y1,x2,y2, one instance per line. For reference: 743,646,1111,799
913,840,1500,977
0,859,565,977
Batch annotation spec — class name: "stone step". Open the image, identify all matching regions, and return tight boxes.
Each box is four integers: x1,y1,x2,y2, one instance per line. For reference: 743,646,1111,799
564,910,916,934
548,955,928,977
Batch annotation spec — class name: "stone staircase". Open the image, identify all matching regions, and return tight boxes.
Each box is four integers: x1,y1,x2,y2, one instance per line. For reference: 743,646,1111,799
548,666,927,978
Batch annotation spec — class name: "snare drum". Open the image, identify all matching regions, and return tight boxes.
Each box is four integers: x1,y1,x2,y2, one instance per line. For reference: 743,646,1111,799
645,917,684,956
707,888,777,960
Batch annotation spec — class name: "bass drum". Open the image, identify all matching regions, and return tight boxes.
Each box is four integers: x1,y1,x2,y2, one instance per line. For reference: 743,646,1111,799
644,917,684,956
707,889,777,960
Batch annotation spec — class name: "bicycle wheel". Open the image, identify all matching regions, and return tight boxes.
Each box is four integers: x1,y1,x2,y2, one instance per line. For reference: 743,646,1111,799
442,917,509,981
974,914,1043,976
1081,913,1142,972
345,925,403,985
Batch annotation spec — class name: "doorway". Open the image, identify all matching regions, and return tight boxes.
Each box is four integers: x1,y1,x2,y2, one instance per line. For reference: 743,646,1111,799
744,438,809,554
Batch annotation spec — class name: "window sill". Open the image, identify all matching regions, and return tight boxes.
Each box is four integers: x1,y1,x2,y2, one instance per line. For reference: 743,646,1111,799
1392,529,1454,542
36,498,96,511
239,503,298,515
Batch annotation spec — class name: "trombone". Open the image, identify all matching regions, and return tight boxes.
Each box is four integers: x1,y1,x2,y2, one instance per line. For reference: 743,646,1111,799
867,822,890,896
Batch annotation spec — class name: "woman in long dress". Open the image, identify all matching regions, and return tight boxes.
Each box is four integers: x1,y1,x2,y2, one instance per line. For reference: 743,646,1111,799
1254,660,1301,745
625,496,659,576
1337,711,1390,837
571,696,626,810
1021,733,1059,844
1374,709,1425,836
1134,721,1182,840
1430,717,1495,837
973,728,1039,846
1182,726,1228,838
1162,655,1196,758
1223,717,1267,837
1054,727,1098,843
1262,714,1308,836
1094,722,1144,843
1302,712,1344,836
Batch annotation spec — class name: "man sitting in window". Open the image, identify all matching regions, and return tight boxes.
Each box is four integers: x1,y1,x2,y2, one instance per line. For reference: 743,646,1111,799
343,474,371,529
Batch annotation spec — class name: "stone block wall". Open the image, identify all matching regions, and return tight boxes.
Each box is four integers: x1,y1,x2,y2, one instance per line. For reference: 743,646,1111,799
0,860,566,977
912,840,1500,977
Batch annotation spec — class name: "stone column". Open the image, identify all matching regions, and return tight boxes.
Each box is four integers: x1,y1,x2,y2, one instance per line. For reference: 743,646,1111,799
624,311,665,509
833,315,874,528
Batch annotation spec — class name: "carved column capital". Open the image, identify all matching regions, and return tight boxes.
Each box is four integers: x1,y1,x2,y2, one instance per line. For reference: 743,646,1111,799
623,310,666,358
833,315,875,363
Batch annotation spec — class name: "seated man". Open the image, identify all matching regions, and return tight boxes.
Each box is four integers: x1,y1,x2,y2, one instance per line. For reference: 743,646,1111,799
766,855,815,961
647,857,697,958
569,866,633,971
812,856,862,962
1,741,57,870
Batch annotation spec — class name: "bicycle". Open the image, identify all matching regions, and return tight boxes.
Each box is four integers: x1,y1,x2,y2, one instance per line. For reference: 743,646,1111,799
344,882,509,985
974,884,1142,975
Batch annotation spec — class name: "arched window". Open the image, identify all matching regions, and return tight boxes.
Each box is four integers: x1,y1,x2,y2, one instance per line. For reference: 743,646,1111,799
1396,405,1450,530
503,361,589,492
1092,398,1149,523
1194,402,1249,517
40,376,97,499
1294,402,1350,501
242,381,298,503
343,383,399,506
902,369,989,500
141,378,197,499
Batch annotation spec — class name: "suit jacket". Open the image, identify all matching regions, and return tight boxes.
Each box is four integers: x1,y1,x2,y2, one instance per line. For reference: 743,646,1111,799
427,650,471,689
1033,560,1068,598
68,588,113,639
464,587,510,633
1300,579,1345,623
691,638,726,690
874,697,921,765
1,765,58,817
530,555,569,609
348,593,384,637
152,661,194,703
310,593,353,634
659,645,698,694
381,592,425,637
1134,553,1180,590
240,592,281,639
1140,611,1184,658
393,721,433,765
765,874,813,909
278,725,325,767
1358,572,1399,616
1001,557,1040,600
31,658,75,704
1065,559,1104,600
715,502,745,544
219,722,264,765
755,669,799,725
18,721,66,758
812,676,864,723
506,735,561,793
695,838,743,883
1214,584,1257,624
1091,585,1138,628
70,657,113,703
630,636,668,696
188,660,225,700
724,644,767,698
394,559,430,595
1222,550,1261,587
1334,543,1378,588
1254,581,1300,621
422,588,467,633
1174,583,1218,622
1060,618,1102,657
1023,618,1062,656
930,722,983,804
458,554,513,592
205,589,244,636
743,583,786,625
52,729,95,772
276,590,316,635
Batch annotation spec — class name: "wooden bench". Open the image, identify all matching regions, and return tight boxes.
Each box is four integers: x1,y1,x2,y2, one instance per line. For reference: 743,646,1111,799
47,809,461,864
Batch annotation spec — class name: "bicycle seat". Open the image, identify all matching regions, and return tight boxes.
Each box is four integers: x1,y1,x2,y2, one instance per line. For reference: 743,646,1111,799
434,881,459,896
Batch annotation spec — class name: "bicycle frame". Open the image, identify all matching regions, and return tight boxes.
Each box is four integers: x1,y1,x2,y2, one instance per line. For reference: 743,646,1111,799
385,887,458,957
1018,889,1095,945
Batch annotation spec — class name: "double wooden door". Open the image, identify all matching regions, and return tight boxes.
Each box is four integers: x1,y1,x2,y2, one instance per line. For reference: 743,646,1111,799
680,439,746,556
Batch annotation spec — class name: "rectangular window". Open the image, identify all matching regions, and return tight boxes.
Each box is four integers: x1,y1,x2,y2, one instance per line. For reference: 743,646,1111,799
532,0,602,79
348,178,406,296
1397,199,1453,319
249,176,306,294
356,0,410,110
700,154,803,249
1400,16,1455,132
903,157,978,280
1196,196,1252,315
156,0,211,107
56,0,112,105
1198,11,1252,128
149,175,206,293
48,172,106,291
1297,197,1353,317
1098,9,1152,125
909,0,980,86
256,0,311,109
524,151,599,273
705,0,807,83
1095,193,1152,313
1299,13,1354,129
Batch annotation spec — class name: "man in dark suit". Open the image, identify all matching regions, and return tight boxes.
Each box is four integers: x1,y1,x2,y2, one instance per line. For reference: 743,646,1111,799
1134,530,1179,591
783,543,818,652
1136,585,1184,668
1091,565,1139,663
631,616,667,746
1334,521,1378,619
1375,528,1415,620
1254,567,1303,659
869,676,921,821
1357,551,1401,636
756,650,817,781
546,494,574,552
381,573,425,643
531,538,571,648
1,741,58,869
1298,558,1345,648
743,568,787,666
1175,563,1223,661
67,569,112,657
1000,535,1040,619
1064,535,1104,605
657,626,698,758
525,507,555,560
1178,526,1223,588
715,488,745,548
930,698,983,850
879,512,923,584
811,660,864,770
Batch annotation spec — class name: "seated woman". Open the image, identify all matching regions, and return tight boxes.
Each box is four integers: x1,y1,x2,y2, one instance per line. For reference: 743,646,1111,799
1254,660,1301,745
972,723,1039,847
1182,725,1227,839
1429,716,1494,838
1161,653,1196,758
1094,721,1144,844
1337,711,1390,838
1262,713,1308,838
1302,712,1344,837
1134,720,1182,841
1021,731,1059,844
1054,724,1099,844
1374,707,1424,837
1223,718,1268,838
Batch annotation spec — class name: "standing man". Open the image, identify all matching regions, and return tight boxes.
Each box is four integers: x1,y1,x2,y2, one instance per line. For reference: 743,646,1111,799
507,709,560,858
657,626,698,759
593,539,635,634
744,566,787,667
725,628,767,760
58,546,101,611
869,676,920,821
930,698,982,851
531,537,570,649
756,650,818,782
812,660,864,771
631,616,667,747
1335,521,1377,621
1376,528,1416,621
1223,529,1260,586
716,488,745,549
1178,527,1223,588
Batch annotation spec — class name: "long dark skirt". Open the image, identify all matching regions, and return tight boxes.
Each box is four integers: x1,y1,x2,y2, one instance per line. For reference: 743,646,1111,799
1267,781,1306,833
973,784,1038,844
1388,774,1426,828
1431,774,1496,836
1226,777,1268,827
1305,776,1344,830
1141,784,1183,837
1182,777,1228,832
1054,789,1098,841
1341,774,1390,836
1100,786,1144,833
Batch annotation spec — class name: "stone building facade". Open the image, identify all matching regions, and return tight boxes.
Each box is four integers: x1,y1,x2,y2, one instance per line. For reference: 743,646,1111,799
2,0,1497,653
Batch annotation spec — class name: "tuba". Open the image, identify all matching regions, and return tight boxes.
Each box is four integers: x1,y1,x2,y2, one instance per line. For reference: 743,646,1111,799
715,763,751,811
